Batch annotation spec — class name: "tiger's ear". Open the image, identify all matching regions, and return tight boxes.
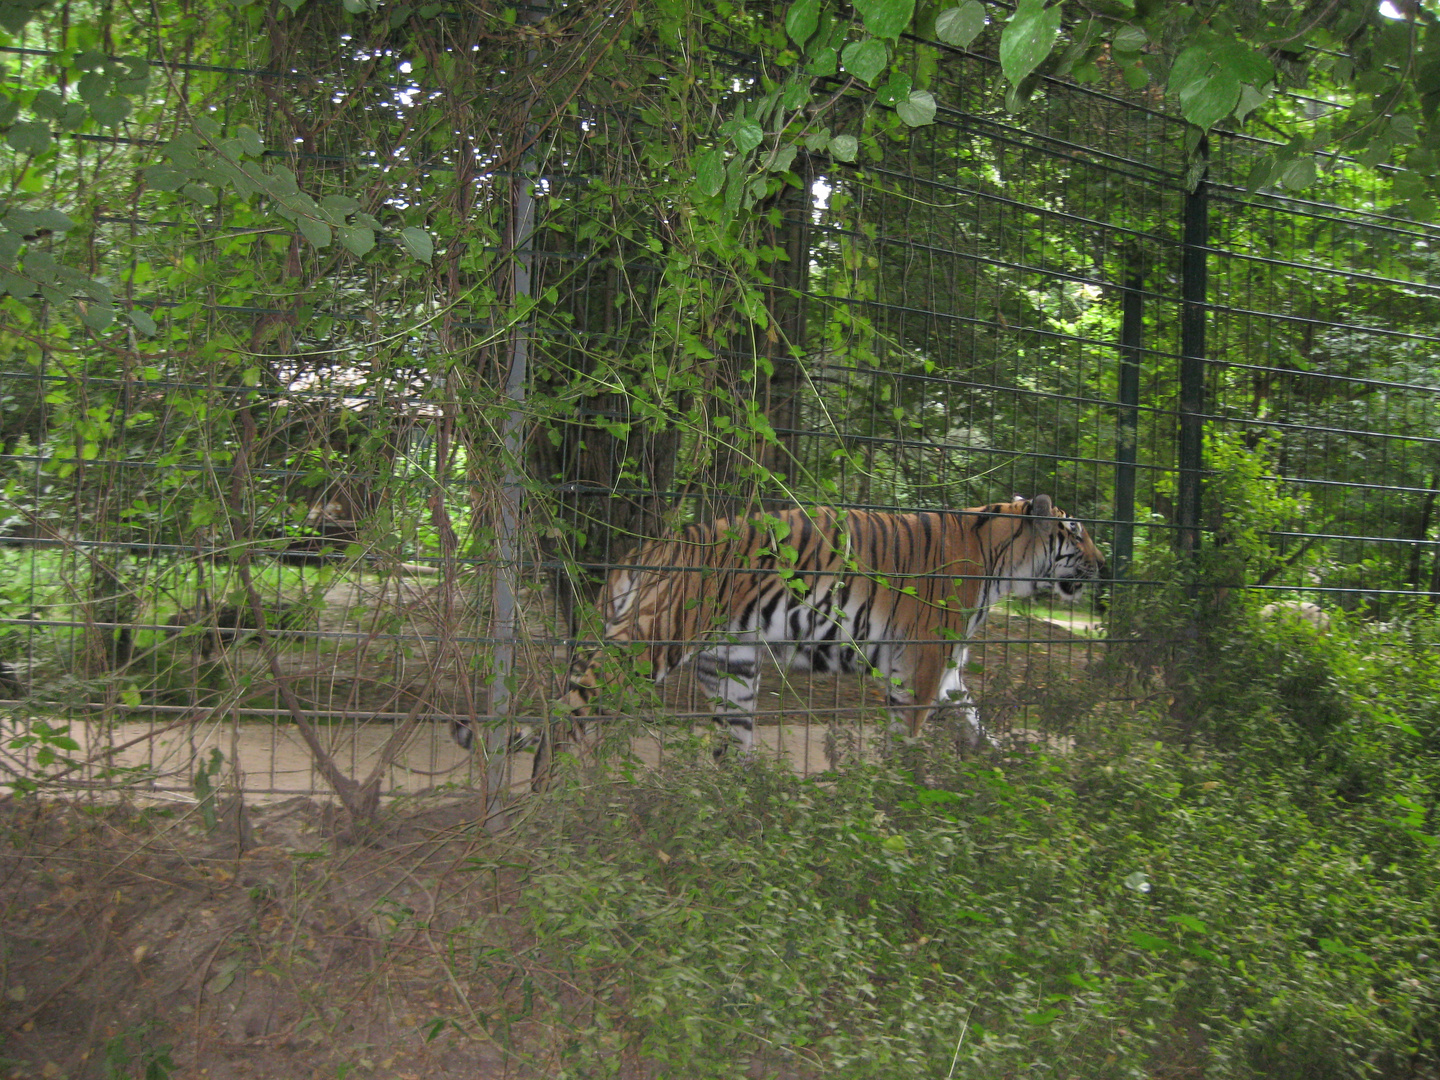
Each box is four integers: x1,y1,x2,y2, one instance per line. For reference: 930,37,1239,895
1027,494,1054,517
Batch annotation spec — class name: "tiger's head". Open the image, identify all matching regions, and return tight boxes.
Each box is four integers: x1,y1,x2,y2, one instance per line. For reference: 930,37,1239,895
1009,494,1105,600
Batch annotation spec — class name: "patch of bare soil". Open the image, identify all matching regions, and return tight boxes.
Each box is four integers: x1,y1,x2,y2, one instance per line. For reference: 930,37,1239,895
0,795,540,1080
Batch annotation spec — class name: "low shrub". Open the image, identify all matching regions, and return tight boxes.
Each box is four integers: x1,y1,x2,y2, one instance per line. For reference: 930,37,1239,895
502,730,1440,1079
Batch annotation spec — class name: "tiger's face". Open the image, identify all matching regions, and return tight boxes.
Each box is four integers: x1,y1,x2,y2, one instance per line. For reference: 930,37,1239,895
1022,495,1105,599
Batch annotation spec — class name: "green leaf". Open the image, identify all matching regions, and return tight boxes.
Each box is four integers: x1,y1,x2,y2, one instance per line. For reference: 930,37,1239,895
807,46,838,78
128,309,158,336
695,148,726,197
205,956,241,996
1234,83,1269,125
785,0,819,48
1279,157,1317,190
1357,137,1394,169
999,0,1060,88
400,226,434,264
23,251,56,282
320,193,360,218
181,183,216,206
763,142,798,173
164,133,202,167
828,133,859,162
722,119,765,154
80,303,115,332
896,89,937,127
1122,57,1149,90
89,95,131,128
876,72,914,107
6,121,50,154
1245,155,1277,191
77,71,109,105
1167,914,1208,934
113,57,150,94
338,225,375,257
1178,64,1239,132
0,3,42,32
9,209,75,233
210,157,253,196
853,0,914,43
934,2,985,49
268,166,300,197
236,124,265,156
143,164,188,191
1170,46,1219,108
1112,23,1146,52
911,787,963,804
1213,37,1274,86
803,128,831,151
1169,34,1273,133
298,216,331,249
781,76,810,112
0,274,32,297
1127,930,1172,953
841,37,888,86
29,89,62,119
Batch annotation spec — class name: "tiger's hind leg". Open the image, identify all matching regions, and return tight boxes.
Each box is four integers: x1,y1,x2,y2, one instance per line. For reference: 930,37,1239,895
693,643,762,760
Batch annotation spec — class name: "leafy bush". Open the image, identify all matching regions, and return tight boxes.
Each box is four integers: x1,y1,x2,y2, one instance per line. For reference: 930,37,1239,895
500,732,1440,1079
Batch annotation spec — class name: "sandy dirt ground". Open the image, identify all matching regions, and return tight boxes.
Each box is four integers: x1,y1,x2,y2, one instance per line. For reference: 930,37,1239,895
1,575,1100,806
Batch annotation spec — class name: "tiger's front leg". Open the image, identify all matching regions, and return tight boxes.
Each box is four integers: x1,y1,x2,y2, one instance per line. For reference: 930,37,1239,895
693,643,762,760
882,643,990,748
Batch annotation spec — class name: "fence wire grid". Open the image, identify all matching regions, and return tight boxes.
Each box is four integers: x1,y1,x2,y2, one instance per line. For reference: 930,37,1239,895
1,0,1438,804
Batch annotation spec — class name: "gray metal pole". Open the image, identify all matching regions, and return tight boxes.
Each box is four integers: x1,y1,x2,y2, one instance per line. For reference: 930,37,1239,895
485,35,542,819
1178,140,1208,557
1113,251,1142,582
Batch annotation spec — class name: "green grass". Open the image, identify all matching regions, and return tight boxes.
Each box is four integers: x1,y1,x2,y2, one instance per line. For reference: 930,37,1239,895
1000,595,1104,635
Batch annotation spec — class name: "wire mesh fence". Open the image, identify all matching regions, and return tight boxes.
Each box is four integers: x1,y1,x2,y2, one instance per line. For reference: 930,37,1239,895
2,0,1439,809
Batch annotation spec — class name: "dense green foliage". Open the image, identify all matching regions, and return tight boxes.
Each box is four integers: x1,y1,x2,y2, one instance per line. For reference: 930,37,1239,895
0,0,1435,612
512,692,1440,1078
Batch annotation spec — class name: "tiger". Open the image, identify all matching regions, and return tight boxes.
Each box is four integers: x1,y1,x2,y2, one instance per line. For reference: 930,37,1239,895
453,495,1104,784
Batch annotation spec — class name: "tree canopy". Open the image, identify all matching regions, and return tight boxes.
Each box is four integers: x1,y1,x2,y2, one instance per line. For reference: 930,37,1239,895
0,0,1435,638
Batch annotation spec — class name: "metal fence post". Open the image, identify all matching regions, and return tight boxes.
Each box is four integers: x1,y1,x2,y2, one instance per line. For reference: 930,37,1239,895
1113,249,1143,582
1178,140,1209,557
485,19,545,819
